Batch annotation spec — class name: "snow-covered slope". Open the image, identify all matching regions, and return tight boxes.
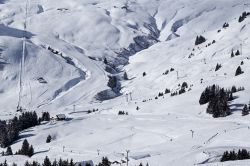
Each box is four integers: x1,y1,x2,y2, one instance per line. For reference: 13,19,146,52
0,0,250,165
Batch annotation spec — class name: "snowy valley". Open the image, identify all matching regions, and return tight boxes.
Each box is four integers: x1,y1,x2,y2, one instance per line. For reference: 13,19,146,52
0,0,250,165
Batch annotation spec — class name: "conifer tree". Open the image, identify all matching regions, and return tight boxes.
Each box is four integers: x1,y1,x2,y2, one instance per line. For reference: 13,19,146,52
195,35,206,45
28,145,34,157
52,160,57,166
69,159,74,166
2,160,7,166
124,72,128,80
5,146,13,156
235,50,240,56
43,156,51,166
21,139,30,156
242,105,249,116
235,66,243,76
231,50,234,58
46,135,52,143
103,58,108,64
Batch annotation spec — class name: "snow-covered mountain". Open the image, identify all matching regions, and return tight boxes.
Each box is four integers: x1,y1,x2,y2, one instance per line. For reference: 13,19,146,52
0,0,250,165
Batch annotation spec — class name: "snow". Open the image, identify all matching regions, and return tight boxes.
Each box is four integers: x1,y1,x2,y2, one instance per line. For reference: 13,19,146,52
0,0,250,165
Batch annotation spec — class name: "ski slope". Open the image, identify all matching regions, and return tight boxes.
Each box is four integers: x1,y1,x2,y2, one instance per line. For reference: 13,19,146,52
0,0,250,165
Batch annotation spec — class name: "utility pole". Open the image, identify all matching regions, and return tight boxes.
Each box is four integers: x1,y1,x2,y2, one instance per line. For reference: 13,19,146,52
63,146,65,152
190,130,194,138
240,43,243,56
129,92,132,101
97,149,100,156
176,71,179,80
73,104,76,113
126,150,130,166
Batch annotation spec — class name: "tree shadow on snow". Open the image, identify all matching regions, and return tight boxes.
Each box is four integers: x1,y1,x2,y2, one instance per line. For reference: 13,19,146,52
20,129,34,133
0,24,33,39
18,133,35,139
229,103,245,113
34,149,50,155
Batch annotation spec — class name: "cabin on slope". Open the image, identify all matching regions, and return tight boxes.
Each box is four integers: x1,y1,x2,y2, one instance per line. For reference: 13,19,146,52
55,114,66,121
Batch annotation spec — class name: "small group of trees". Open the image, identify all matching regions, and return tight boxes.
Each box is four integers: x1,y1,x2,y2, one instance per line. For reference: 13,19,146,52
238,11,250,23
162,68,175,75
215,63,222,71
24,156,75,166
221,149,250,162
195,35,206,45
107,76,117,90
40,156,75,166
0,156,76,166
41,112,50,121
231,85,245,93
199,85,232,118
0,111,51,148
0,111,41,148
242,102,250,116
118,111,128,115
87,109,99,114
205,40,216,47
171,82,190,97
1,146,13,156
231,50,240,58
16,139,34,157
97,157,110,166
223,22,229,28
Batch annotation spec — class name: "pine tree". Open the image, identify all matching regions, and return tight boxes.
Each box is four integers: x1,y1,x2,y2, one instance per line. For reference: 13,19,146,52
231,50,234,58
231,86,237,93
43,156,51,166
46,135,52,143
5,146,13,156
242,105,249,116
107,76,117,89
42,112,50,121
52,160,57,166
215,63,222,71
25,161,30,166
69,159,74,166
98,157,110,166
235,50,240,56
123,72,128,80
103,58,108,64
235,66,243,76
0,122,9,148
21,139,30,156
32,161,40,166
248,101,250,112
58,158,63,166
28,145,34,157
228,93,233,101
195,35,206,45
143,72,146,77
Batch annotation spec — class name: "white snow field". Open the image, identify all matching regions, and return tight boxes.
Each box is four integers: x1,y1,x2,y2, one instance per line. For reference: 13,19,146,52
0,0,250,165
